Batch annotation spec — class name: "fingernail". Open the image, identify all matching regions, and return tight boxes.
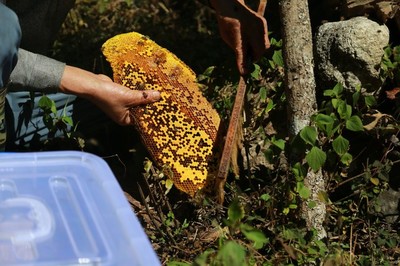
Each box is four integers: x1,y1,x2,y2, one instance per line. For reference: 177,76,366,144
149,90,161,101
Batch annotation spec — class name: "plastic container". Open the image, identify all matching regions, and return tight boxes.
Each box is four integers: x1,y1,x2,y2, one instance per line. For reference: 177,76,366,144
0,151,160,266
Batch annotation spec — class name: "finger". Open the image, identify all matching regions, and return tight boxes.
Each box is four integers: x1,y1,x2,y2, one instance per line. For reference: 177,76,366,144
127,89,161,106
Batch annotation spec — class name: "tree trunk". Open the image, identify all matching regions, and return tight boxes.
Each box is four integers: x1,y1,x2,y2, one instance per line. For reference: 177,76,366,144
279,0,327,238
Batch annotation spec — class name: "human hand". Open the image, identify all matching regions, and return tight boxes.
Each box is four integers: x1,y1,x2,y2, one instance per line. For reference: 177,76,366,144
60,66,160,125
210,0,270,75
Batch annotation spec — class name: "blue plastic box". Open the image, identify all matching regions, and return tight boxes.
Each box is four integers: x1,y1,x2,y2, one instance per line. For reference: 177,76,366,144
0,151,160,266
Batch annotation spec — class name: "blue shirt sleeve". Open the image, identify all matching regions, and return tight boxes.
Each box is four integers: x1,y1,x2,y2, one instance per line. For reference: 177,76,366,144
0,4,21,88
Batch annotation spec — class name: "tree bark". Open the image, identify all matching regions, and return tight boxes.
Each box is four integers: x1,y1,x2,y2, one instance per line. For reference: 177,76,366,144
279,0,327,238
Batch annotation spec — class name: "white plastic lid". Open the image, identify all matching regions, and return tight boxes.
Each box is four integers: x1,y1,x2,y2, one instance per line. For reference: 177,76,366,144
0,151,160,266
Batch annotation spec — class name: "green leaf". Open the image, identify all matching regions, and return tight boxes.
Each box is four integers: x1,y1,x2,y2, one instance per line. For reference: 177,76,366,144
38,95,53,111
203,66,215,76
318,191,330,204
337,101,351,120
292,162,307,179
323,89,335,97
364,95,377,107
306,147,327,172
260,193,271,202
272,50,284,67
332,135,349,156
370,177,380,186
300,126,317,146
346,116,364,132
297,182,311,199
193,250,214,266
143,159,152,173
216,241,246,266
315,113,334,125
62,116,74,126
251,64,261,79
308,201,317,208
331,98,338,109
165,179,174,194
315,113,336,137
240,224,269,249
263,149,273,163
332,83,344,96
228,200,245,224
271,137,285,150
259,87,267,101
340,152,353,166
283,207,290,215
265,99,275,113
352,90,361,106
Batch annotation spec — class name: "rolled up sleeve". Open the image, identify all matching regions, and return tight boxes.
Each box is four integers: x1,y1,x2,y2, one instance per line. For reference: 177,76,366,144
8,49,65,93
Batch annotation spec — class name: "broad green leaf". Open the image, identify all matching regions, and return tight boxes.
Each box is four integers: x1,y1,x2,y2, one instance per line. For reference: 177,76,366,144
228,200,244,223
318,191,330,204
271,137,285,150
332,83,344,96
193,250,214,266
331,98,338,109
62,116,74,126
259,87,267,101
38,95,53,110
165,179,174,194
332,135,349,156
370,177,380,186
292,162,307,179
346,115,364,132
364,95,377,107
216,241,246,266
297,182,311,199
308,201,317,208
340,152,353,166
323,89,335,97
315,113,334,125
240,224,269,249
272,50,284,67
337,101,351,119
300,126,317,146
251,64,261,79
352,90,361,106
263,149,273,163
265,99,275,113
306,147,327,172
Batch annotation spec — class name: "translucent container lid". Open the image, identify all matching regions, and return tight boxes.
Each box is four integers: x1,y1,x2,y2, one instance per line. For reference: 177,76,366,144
0,151,160,266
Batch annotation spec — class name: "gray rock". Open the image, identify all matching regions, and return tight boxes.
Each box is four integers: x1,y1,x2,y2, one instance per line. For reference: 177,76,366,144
374,188,400,224
315,16,390,93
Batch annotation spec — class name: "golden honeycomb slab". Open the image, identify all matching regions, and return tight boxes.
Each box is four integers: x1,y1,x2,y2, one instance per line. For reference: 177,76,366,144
102,32,220,195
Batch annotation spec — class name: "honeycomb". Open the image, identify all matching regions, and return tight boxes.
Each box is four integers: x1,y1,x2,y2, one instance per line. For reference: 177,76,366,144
102,32,221,196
